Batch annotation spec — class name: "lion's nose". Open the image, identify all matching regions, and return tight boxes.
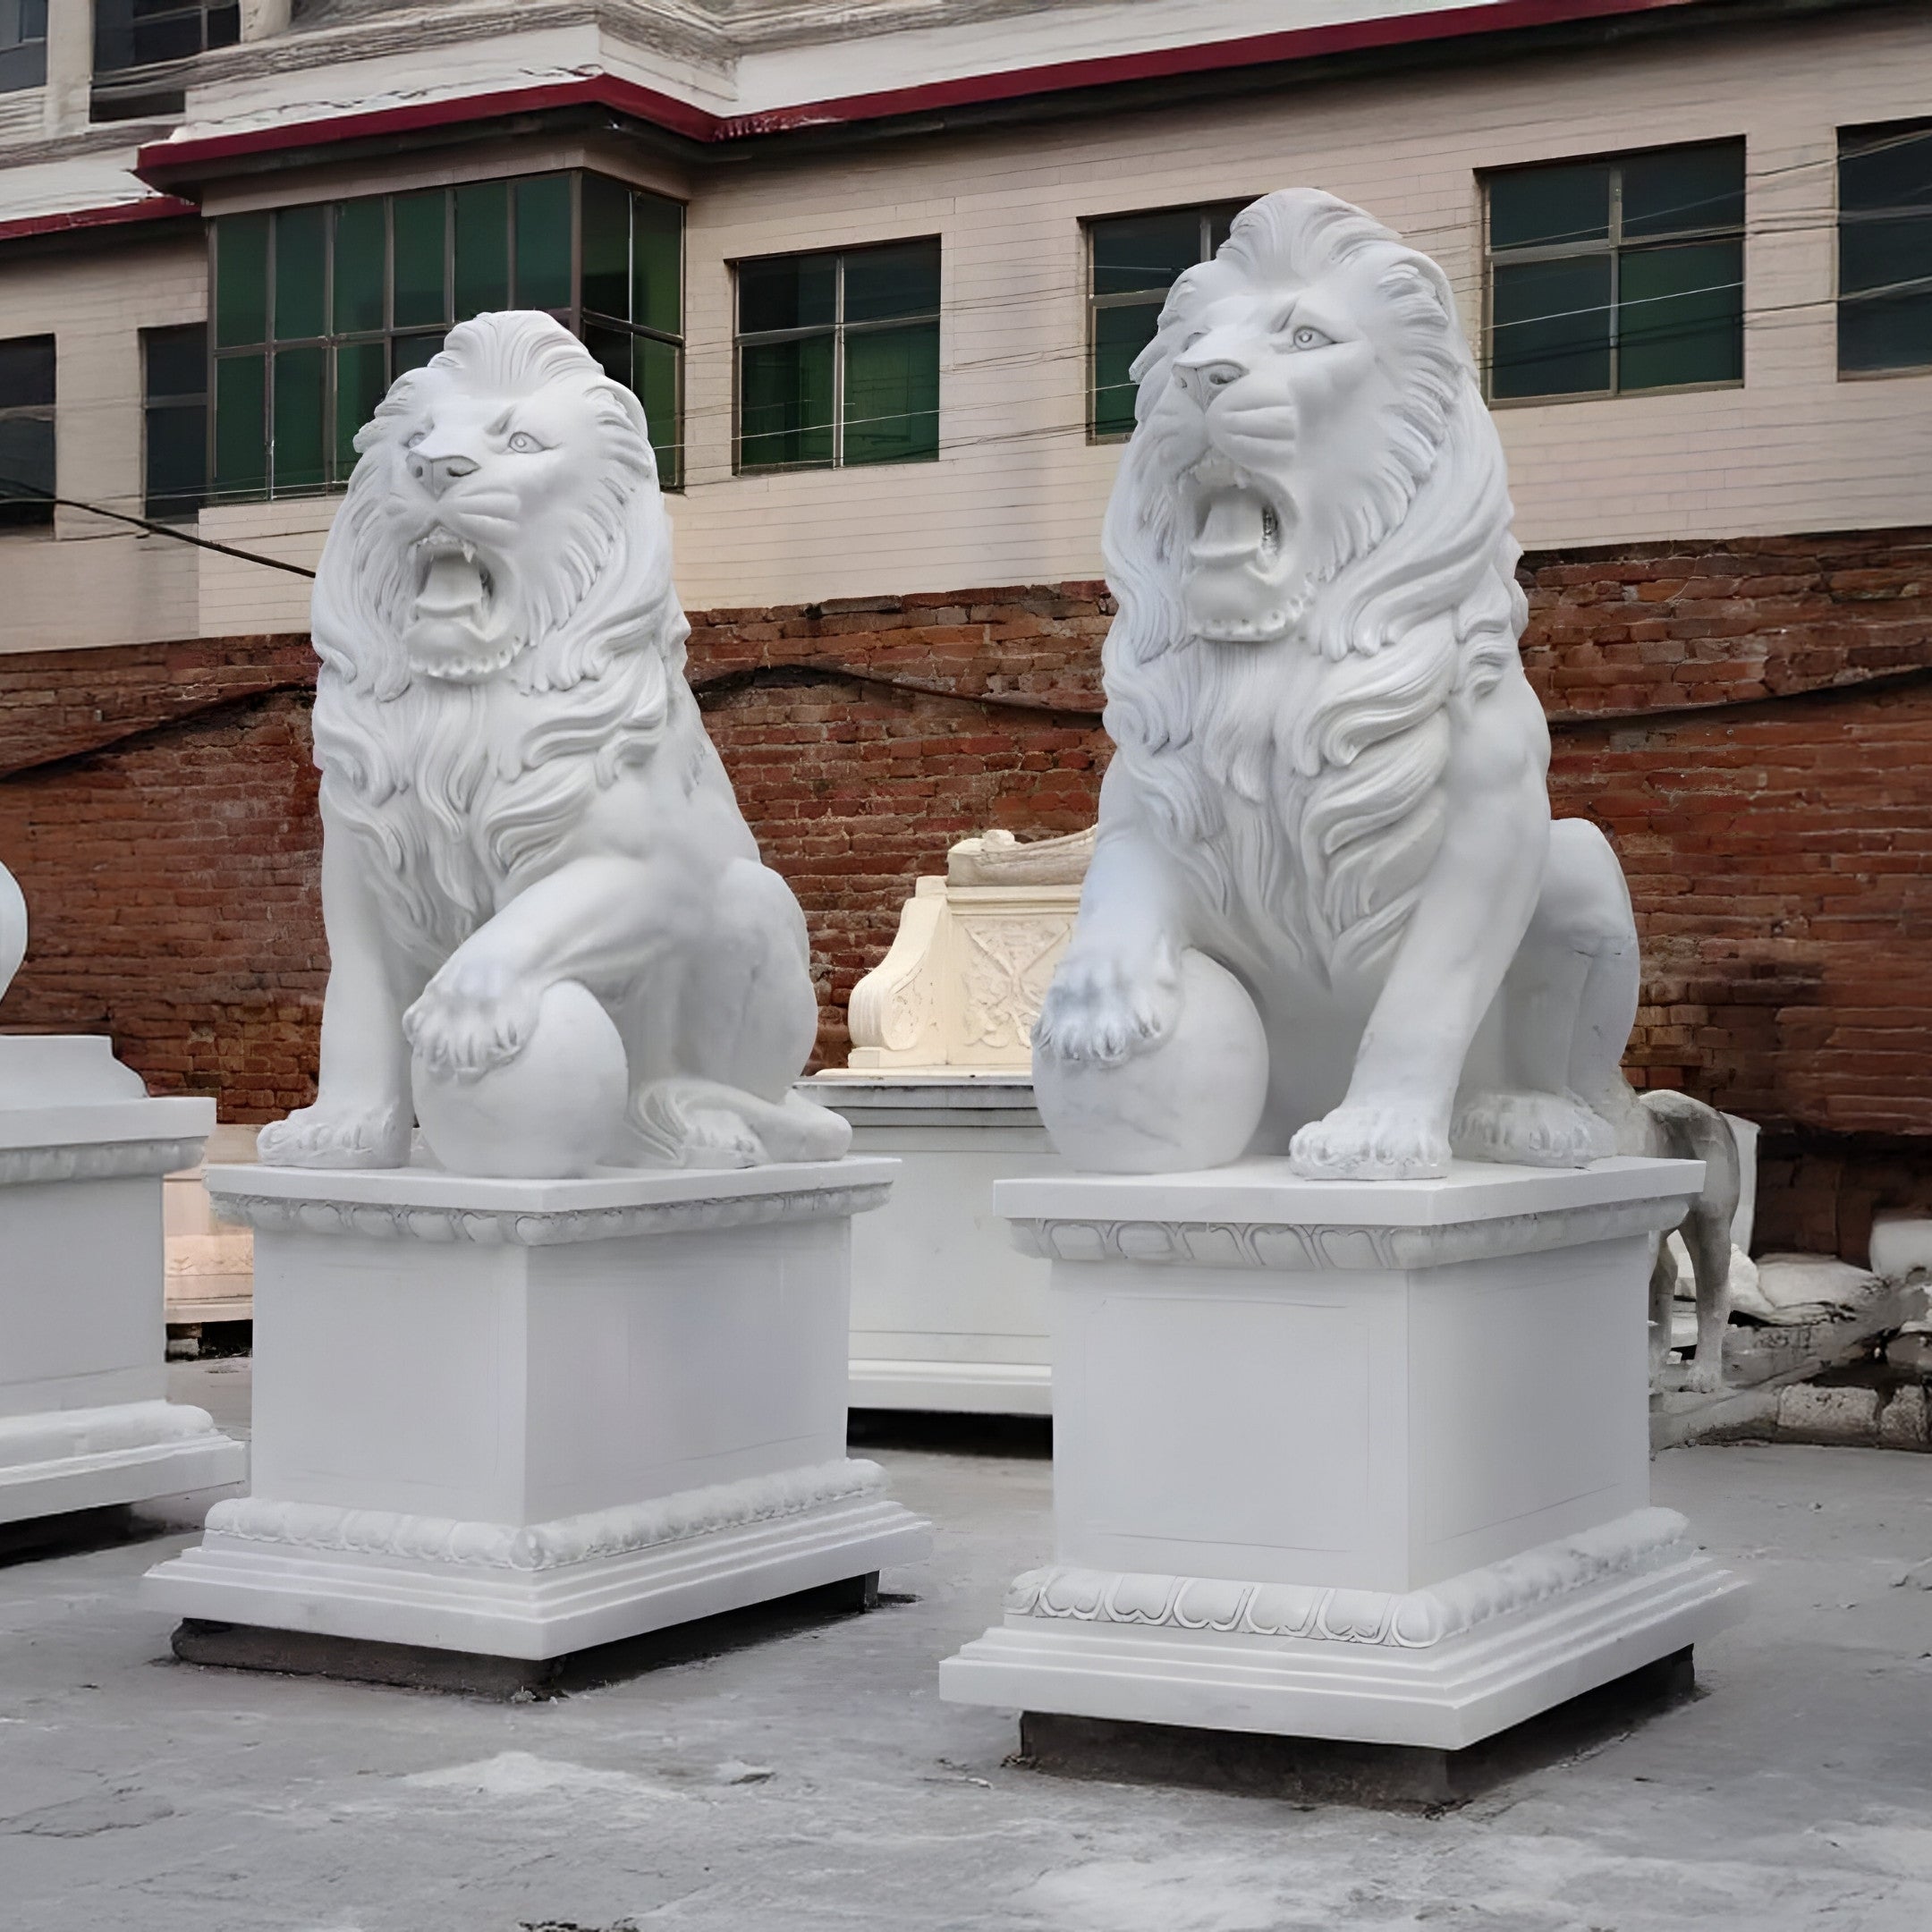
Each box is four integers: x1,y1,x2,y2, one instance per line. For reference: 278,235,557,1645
409,453,479,496
1174,355,1248,400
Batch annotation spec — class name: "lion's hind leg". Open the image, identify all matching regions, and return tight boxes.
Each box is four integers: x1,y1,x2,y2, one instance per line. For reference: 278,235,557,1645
1451,818,1637,1169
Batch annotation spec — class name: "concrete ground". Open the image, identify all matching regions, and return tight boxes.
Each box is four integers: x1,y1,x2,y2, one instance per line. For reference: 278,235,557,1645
2,1361,1928,1932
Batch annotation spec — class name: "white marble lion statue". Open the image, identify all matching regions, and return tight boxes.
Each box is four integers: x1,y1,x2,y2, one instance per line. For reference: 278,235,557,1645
1035,188,1658,1190
259,310,849,1175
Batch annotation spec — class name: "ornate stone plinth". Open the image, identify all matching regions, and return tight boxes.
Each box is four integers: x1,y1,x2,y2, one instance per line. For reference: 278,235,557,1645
940,1158,1749,1751
144,1157,930,1662
1,1038,242,1524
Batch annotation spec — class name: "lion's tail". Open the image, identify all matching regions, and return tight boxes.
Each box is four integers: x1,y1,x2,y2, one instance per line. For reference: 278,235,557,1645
624,1077,852,1171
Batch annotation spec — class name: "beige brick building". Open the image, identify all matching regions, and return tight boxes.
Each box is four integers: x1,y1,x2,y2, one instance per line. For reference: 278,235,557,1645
1,0,1929,1255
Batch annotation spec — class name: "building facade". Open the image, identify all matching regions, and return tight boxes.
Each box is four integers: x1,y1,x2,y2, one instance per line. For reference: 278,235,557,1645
1,0,1929,1254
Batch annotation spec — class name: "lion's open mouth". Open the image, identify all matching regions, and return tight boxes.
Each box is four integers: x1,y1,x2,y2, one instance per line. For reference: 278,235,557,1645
402,530,513,680
1179,456,1295,643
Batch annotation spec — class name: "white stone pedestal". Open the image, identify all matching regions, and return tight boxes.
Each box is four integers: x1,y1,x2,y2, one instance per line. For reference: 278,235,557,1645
143,1157,930,1660
941,1158,1749,1751
804,1074,1060,1414
1,1037,242,1524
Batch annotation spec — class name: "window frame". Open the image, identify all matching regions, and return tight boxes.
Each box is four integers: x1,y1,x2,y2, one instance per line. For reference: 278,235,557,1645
1481,140,1747,408
1083,199,1250,444
207,170,687,505
0,331,56,531
1835,118,1932,382
91,1,239,75
731,238,942,476
0,0,48,94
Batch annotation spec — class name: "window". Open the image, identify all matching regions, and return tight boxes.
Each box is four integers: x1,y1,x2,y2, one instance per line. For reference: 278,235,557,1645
1838,120,1932,376
208,172,684,503
143,324,207,521
93,1,239,72
0,0,47,93
1484,141,1744,402
734,241,939,473
0,334,55,529
1087,203,1246,438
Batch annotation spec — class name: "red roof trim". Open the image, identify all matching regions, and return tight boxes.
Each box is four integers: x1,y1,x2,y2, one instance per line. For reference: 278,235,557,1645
0,194,199,244
133,0,1701,183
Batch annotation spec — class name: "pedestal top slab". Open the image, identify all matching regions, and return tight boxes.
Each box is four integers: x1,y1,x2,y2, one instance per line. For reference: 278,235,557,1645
801,1072,1041,1126
206,1155,899,1245
996,1157,1703,1272
0,1033,214,1178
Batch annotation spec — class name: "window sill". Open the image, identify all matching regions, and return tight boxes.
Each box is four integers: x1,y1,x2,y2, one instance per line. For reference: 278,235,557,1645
1837,363,1932,382
1486,378,1745,410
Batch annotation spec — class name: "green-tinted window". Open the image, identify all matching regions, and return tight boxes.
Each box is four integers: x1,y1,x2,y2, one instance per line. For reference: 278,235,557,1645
1838,121,1932,376
734,240,938,473
216,212,268,348
391,191,448,330
1484,141,1745,402
213,353,265,498
333,199,386,335
514,175,572,310
1086,201,1250,438
454,180,510,318
142,322,207,521
210,174,685,499
0,332,55,528
274,204,326,342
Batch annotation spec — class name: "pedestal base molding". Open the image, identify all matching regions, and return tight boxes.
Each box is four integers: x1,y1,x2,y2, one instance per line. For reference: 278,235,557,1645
0,1399,246,1523
943,1517,1747,1752
146,1460,927,1661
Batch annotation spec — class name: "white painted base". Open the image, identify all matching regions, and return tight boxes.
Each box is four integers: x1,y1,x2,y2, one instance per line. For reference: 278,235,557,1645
941,1513,1748,1751
805,1074,1060,1414
943,1158,1749,1750
1,1038,235,1525
146,1462,928,1660
143,1157,930,1659
0,1399,245,1523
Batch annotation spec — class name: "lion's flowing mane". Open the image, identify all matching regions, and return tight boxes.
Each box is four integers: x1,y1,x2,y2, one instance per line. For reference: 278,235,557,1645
306,314,687,956
1099,191,1530,983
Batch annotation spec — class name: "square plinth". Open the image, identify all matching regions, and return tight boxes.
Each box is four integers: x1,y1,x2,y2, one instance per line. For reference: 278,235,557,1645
940,1157,1749,1751
0,1081,242,1523
143,1157,930,1661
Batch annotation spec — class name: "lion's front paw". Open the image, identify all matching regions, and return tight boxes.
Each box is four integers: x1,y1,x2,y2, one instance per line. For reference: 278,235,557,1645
258,1099,411,1170
1451,1090,1615,1169
1033,939,1181,1067
403,950,543,1080
1289,1105,1450,1181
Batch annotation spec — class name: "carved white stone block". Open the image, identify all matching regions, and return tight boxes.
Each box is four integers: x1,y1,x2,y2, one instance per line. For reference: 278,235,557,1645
143,1158,929,1658
940,1158,1749,1749
0,1035,243,1523
802,1075,1059,1413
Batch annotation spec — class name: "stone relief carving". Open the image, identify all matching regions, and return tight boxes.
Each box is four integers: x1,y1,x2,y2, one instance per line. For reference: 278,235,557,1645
846,827,1084,1071
961,915,1075,1052
1004,1507,1688,1649
208,1178,893,1246
0,1139,211,1190
208,1457,886,1572
257,312,849,1178
1007,1191,1690,1272
1032,189,1662,1185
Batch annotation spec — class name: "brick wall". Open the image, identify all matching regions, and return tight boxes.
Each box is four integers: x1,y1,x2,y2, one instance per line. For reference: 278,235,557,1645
3,538,1929,1256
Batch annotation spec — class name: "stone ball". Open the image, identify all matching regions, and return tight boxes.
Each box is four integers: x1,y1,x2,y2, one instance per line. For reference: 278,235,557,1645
412,979,628,1179
1035,950,1269,1173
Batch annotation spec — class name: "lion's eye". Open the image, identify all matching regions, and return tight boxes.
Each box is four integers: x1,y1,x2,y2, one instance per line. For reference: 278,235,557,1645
506,431,544,454
405,429,428,449
1290,325,1335,351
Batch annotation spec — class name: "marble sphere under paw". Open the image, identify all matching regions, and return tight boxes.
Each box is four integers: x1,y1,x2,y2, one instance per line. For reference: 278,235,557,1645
411,979,628,1178
1034,951,1268,1173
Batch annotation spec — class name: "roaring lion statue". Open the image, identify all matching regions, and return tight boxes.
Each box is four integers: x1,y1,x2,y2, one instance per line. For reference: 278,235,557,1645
1035,189,1656,1188
258,310,849,1174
